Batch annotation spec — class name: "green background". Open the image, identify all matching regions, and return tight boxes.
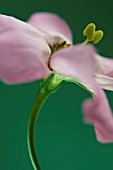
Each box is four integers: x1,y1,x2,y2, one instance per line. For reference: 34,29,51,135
0,0,113,169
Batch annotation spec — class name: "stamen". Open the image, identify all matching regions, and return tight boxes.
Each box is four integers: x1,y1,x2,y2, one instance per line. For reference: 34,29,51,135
82,23,104,45
82,39,89,45
83,23,96,41
93,30,104,44
58,41,67,47
55,41,71,51
63,43,71,48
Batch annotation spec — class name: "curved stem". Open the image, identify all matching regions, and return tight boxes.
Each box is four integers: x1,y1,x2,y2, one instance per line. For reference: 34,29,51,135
27,90,50,170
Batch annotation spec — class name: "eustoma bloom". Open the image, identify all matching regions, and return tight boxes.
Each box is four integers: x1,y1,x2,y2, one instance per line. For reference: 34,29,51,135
0,12,113,170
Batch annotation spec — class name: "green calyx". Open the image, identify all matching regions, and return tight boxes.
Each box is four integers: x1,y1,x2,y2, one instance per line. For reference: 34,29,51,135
40,72,64,94
83,23,104,44
41,71,94,97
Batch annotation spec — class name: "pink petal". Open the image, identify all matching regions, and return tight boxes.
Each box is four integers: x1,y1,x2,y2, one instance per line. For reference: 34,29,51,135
95,54,113,90
51,44,113,143
0,15,52,84
95,54,113,75
50,45,97,94
38,30,71,48
83,87,113,143
28,12,72,43
96,74,113,90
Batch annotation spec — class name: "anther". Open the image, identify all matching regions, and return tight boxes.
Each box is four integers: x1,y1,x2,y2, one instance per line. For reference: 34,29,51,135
83,23,96,41
82,23,104,45
55,41,71,51
93,30,104,44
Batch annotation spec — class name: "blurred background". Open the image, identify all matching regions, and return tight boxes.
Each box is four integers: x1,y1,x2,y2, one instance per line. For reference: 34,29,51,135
0,0,113,169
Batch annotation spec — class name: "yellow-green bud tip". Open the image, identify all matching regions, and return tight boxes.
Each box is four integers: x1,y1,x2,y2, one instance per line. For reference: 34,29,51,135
93,30,104,44
83,23,96,41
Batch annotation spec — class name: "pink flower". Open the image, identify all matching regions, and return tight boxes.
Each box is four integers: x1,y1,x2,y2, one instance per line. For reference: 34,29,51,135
0,12,113,143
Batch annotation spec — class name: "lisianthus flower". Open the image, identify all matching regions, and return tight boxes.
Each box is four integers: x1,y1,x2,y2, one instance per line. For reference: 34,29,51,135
0,12,113,143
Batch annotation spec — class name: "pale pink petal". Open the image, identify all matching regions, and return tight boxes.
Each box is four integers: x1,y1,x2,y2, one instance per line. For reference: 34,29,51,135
39,30,71,48
0,15,52,84
95,54,113,90
51,44,113,143
95,54,113,75
50,45,97,94
96,74,113,90
28,12,72,43
83,87,113,143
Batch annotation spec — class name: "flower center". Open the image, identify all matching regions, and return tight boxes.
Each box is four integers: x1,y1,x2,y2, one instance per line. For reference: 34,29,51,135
54,41,71,51
48,41,71,70
48,23,104,70
50,40,71,54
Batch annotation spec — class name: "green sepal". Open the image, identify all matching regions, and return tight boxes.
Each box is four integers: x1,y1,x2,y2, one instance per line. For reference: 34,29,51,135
40,72,64,94
50,72,95,96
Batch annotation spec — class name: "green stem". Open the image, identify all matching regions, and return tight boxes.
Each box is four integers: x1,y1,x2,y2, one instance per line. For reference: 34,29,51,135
27,90,50,170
